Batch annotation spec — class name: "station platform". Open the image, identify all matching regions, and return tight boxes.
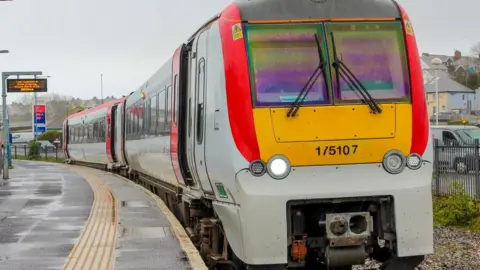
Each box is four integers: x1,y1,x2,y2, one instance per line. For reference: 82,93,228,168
0,160,207,270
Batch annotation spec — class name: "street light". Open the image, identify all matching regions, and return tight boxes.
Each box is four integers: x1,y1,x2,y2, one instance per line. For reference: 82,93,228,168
0,50,8,54
431,58,443,126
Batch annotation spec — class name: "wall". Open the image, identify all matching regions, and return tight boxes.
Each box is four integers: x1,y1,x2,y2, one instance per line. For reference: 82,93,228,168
427,92,448,116
474,89,480,109
448,92,475,111
427,92,475,116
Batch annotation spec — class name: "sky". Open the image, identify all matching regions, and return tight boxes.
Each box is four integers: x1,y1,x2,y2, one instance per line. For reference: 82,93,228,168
0,0,478,104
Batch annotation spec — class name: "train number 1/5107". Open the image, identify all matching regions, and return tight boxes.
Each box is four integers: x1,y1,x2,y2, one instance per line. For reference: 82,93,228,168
315,145,358,156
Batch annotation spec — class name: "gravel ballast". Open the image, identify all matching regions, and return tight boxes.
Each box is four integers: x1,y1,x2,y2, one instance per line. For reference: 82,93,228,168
352,227,480,269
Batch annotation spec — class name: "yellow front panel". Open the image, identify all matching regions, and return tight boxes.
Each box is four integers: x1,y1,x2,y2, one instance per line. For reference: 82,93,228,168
253,104,412,166
270,105,395,142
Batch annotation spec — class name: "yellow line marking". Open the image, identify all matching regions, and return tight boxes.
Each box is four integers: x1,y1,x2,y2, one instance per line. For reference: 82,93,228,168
61,165,118,270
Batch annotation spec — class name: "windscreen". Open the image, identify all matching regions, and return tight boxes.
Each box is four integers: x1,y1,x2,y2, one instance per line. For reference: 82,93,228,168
456,128,480,143
245,23,330,107
326,21,410,103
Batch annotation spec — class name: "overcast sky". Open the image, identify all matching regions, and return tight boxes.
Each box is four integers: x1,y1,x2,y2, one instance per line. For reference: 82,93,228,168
0,0,477,104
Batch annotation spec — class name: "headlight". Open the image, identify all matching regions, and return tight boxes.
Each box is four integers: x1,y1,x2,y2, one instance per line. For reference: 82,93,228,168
382,150,406,174
249,159,266,176
267,155,291,179
406,153,422,170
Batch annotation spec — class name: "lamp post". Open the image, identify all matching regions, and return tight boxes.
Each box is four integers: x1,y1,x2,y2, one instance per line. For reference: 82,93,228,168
101,74,104,104
431,58,443,126
0,50,8,180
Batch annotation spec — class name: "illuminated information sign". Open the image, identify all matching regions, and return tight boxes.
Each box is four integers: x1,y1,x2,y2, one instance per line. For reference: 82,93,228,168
6,79,48,93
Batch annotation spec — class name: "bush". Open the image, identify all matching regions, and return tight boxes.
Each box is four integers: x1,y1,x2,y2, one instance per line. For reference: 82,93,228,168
37,130,62,143
27,140,41,160
433,181,479,227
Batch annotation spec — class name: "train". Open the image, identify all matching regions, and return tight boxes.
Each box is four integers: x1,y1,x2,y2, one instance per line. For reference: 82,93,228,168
62,0,433,269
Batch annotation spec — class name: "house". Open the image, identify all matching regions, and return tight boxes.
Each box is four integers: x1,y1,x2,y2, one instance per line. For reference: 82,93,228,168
421,57,475,116
422,51,480,79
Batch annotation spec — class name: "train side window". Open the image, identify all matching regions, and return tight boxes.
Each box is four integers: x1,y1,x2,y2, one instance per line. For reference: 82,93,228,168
196,58,206,144
150,94,158,135
88,123,93,141
158,90,166,134
100,120,103,142
80,125,84,143
144,100,150,134
166,85,171,131
139,104,144,135
174,75,179,126
128,111,132,137
93,121,98,142
131,110,135,136
132,109,136,135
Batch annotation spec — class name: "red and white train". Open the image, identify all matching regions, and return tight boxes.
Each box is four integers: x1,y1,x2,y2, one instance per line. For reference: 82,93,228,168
63,0,433,269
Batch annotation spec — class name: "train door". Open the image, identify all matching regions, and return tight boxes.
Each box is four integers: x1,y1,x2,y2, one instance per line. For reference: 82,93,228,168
62,120,69,158
114,103,125,164
106,107,115,163
186,30,214,193
110,105,117,163
185,41,200,188
170,46,188,186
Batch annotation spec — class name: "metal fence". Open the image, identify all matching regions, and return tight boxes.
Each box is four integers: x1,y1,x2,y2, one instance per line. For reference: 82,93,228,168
433,138,480,198
12,144,65,162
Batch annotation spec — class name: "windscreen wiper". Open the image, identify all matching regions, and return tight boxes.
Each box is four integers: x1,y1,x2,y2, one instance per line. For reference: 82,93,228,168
330,32,382,114
286,34,328,118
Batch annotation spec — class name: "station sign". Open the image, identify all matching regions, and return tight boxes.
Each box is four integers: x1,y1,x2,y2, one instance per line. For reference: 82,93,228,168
7,79,48,93
33,104,47,135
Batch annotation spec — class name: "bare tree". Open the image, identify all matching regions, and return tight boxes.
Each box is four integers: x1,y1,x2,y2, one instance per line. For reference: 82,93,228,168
471,42,480,57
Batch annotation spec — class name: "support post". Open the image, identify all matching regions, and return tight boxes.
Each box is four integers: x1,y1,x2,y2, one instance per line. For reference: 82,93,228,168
1,72,8,179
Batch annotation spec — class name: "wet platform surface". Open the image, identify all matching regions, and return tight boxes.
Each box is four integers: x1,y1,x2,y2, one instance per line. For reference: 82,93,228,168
0,160,93,269
0,161,201,270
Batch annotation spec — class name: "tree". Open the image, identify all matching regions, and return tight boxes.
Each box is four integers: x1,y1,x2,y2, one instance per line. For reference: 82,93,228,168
466,72,480,90
471,42,480,58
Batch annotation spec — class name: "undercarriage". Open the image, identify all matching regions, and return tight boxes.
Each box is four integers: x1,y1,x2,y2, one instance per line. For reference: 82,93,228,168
283,196,423,270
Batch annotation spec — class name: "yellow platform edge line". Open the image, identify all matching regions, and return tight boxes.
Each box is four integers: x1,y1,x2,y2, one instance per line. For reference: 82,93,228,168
60,164,118,270
62,168,101,270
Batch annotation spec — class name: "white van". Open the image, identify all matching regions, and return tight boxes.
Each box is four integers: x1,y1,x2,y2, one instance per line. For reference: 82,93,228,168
11,132,34,145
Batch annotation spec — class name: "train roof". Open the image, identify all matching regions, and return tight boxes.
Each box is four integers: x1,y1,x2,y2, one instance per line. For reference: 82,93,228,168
66,97,126,120
234,0,401,21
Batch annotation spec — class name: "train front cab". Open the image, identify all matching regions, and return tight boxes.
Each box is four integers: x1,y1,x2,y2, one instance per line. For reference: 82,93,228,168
212,1,433,269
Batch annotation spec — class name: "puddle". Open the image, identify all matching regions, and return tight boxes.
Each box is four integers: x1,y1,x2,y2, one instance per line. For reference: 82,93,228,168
121,201,149,208
121,227,168,238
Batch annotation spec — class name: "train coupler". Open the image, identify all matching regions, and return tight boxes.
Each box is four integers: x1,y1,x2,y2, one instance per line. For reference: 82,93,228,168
325,212,372,267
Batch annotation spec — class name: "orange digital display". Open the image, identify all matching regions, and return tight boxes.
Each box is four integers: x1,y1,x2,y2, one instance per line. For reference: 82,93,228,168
7,79,48,93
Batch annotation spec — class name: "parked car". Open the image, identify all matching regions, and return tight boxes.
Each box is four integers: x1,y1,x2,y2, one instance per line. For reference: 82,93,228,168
431,125,480,173
430,111,457,123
